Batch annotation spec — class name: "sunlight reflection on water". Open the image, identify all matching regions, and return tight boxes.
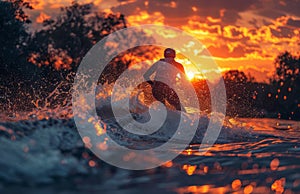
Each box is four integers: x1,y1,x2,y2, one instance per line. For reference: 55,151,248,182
171,118,300,194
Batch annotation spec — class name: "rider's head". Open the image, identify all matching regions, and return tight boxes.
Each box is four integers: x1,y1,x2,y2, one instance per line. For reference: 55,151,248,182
164,48,176,58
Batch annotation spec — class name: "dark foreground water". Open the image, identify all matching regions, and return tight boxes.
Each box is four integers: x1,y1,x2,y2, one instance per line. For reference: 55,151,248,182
0,116,299,194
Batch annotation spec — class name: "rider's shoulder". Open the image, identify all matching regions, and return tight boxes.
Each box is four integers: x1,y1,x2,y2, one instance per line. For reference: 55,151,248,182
174,61,183,66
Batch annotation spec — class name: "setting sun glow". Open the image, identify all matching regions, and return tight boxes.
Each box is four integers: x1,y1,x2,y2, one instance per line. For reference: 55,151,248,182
186,71,195,80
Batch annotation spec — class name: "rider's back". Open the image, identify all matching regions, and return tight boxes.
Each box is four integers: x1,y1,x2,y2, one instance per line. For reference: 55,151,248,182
154,58,184,84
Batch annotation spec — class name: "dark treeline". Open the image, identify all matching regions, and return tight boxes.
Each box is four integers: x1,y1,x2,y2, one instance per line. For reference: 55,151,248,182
192,52,300,120
0,0,299,120
222,51,300,120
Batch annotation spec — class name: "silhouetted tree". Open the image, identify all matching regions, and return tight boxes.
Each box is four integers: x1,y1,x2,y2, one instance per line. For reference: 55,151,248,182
220,53,300,120
29,2,126,72
27,2,159,108
0,0,42,112
273,51,300,83
0,0,39,78
223,70,248,84
222,70,253,117
270,51,300,119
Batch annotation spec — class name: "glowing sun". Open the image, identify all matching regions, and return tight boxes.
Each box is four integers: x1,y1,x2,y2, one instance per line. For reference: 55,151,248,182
186,71,195,80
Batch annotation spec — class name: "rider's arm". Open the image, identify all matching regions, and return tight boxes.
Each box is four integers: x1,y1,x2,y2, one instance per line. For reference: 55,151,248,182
143,62,158,84
180,65,186,75
177,63,186,79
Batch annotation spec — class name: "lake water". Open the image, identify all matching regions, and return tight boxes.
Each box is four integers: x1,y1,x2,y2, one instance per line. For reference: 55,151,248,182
0,114,299,194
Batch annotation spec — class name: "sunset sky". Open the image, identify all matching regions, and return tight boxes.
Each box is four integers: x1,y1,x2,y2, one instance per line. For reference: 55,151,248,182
27,0,300,82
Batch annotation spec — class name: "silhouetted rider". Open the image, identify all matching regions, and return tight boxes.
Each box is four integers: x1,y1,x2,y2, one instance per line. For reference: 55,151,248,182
143,48,186,111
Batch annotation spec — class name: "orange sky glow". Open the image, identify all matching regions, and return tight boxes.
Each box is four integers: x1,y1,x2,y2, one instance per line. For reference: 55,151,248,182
27,0,300,82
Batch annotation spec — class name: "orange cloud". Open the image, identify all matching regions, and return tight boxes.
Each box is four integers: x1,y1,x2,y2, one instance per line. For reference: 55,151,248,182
126,11,164,26
36,12,51,23
28,0,46,10
170,1,176,8
178,14,300,82
207,16,221,23
214,56,274,82
182,15,299,59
